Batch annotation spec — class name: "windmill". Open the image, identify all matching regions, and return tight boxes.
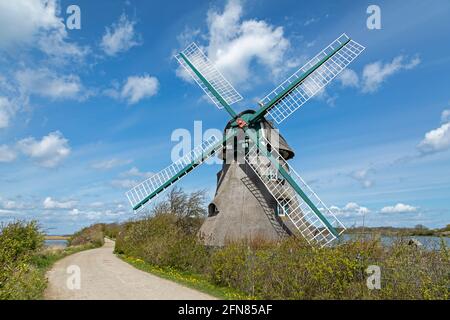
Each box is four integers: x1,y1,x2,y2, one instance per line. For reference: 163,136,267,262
126,34,365,247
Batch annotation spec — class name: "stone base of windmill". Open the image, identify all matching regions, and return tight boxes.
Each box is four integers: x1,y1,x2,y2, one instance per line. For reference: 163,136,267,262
198,161,294,246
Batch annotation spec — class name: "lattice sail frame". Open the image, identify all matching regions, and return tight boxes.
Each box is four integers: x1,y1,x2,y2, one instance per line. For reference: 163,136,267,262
260,34,365,124
245,136,346,247
126,135,222,212
175,43,243,109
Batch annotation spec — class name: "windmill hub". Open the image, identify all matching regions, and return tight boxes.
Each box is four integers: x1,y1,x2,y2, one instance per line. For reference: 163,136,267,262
229,110,254,129
221,109,295,162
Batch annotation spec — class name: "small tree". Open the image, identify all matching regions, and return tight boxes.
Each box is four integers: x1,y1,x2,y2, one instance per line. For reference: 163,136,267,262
153,187,207,218
151,187,207,235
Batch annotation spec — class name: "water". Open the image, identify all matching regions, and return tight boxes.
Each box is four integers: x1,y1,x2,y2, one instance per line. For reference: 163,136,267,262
44,239,68,248
340,234,449,250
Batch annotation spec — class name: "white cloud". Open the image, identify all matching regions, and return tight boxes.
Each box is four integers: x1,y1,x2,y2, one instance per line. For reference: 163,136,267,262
306,40,316,48
101,14,141,56
0,0,61,48
43,197,77,209
330,202,370,218
69,208,80,216
15,68,83,100
380,203,417,214
362,55,420,93
92,158,133,170
121,75,159,104
89,202,104,208
0,96,16,129
0,0,87,61
18,131,71,167
121,167,154,179
315,88,337,107
37,28,89,62
177,27,201,48
110,167,154,190
418,122,450,154
338,69,359,88
0,144,17,162
0,198,31,210
304,17,319,26
0,2,88,129
441,109,450,123
350,168,374,188
66,202,128,220
179,0,289,85
111,179,139,189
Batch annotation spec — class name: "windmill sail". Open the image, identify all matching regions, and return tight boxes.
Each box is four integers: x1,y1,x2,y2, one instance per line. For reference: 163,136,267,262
245,134,346,246
175,43,243,110
126,133,231,212
258,34,365,124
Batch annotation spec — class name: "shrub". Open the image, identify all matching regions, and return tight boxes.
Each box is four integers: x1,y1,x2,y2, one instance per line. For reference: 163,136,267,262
114,188,449,300
117,215,449,299
0,220,45,300
103,223,121,239
116,213,209,273
69,224,104,247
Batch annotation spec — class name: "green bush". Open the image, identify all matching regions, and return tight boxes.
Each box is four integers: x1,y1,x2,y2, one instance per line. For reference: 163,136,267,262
116,209,449,299
0,220,46,300
69,224,104,247
116,213,209,274
102,223,121,239
0,220,115,300
116,188,210,274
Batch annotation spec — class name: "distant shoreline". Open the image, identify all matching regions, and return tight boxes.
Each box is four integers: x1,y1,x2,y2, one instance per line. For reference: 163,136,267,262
44,235,70,240
344,226,450,238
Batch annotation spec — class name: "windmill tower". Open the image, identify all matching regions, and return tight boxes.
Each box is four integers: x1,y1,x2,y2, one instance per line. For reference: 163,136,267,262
199,110,296,246
126,34,365,247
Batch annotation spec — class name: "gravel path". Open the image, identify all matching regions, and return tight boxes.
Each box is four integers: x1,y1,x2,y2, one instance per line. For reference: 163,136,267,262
44,238,215,300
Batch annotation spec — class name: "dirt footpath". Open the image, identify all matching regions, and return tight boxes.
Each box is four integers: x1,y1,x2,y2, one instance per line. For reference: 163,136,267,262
44,238,216,300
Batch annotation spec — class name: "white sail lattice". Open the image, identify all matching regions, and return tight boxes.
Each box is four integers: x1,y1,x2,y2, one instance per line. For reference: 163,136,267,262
126,135,222,212
245,136,346,246
260,34,365,124
175,43,243,109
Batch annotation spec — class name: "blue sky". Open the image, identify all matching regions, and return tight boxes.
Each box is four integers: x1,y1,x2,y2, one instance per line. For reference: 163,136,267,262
0,0,449,234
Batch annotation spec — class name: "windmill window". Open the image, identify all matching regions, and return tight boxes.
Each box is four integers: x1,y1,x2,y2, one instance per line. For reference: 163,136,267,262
277,199,290,217
208,203,219,217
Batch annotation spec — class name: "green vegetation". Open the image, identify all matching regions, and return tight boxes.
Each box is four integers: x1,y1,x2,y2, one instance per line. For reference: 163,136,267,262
0,221,46,299
69,223,105,247
0,220,103,300
115,189,449,300
1,190,447,300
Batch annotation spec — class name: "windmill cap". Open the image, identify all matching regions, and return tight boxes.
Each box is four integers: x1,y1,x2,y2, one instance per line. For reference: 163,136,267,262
221,109,295,160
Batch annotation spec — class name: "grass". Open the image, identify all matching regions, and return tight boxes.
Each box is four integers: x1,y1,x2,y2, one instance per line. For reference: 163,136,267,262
34,244,100,271
119,254,253,300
